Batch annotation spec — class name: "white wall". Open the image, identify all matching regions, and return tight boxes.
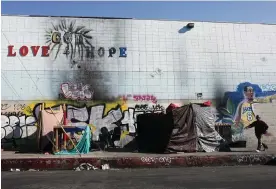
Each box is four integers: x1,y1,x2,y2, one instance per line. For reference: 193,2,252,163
2,15,276,101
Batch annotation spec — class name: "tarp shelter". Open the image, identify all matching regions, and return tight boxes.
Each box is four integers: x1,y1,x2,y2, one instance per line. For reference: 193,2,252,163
166,103,180,113
38,104,91,155
54,126,91,155
137,104,229,153
167,103,228,153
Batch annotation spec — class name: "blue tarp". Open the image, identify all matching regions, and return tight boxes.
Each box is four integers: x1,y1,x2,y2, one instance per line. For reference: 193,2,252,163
54,126,91,155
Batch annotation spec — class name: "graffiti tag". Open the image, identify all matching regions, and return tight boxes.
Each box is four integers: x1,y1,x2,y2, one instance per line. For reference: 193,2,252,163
259,84,276,92
61,82,94,100
133,95,157,104
141,157,172,164
1,115,37,140
1,104,11,110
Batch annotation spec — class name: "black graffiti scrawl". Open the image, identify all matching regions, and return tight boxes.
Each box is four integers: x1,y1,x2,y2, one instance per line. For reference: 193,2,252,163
45,20,93,61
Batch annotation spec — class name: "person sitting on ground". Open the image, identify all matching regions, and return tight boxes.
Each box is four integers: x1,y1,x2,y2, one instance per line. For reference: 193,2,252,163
246,115,269,152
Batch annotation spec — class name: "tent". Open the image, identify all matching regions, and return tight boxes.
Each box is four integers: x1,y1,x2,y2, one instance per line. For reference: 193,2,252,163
137,103,230,153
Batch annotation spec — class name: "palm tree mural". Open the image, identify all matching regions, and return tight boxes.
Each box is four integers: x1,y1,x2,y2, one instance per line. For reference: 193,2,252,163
45,20,94,61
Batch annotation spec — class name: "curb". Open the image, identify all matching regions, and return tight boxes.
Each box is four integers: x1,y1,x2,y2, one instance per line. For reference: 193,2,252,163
2,153,275,171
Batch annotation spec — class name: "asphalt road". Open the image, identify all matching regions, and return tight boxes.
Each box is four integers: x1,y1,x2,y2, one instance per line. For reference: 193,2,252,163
2,166,276,189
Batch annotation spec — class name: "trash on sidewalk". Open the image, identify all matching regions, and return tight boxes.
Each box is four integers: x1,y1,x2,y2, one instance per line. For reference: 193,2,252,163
28,169,39,172
101,164,110,170
74,163,98,171
10,168,20,172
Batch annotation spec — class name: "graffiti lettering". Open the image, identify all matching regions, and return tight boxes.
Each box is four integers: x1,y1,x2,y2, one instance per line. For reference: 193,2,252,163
119,158,132,166
121,108,137,133
119,105,165,134
133,95,157,104
1,112,25,117
237,155,268,164
61,82,94,100
135,104,165,113
1,104,11,110
74,163,98,171
141,157,172,164
55,104,163,143
260,84,276,92
1,115,37,140
1,102,166,148
90,105,123,139
121,94,157,103
13,104,26,111
65,105,122,141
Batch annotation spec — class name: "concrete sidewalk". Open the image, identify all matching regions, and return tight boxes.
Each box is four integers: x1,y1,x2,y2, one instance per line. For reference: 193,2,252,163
1,149,276,171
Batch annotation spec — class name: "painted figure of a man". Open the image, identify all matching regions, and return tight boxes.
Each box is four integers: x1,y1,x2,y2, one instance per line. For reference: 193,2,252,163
234,86,276,128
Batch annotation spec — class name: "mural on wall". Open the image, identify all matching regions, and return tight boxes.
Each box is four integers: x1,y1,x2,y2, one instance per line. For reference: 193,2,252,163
45,20,93,60
216,82,276,141
60,82,94,100
45,19,127,65
1,82,275,149
1,100,165,148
